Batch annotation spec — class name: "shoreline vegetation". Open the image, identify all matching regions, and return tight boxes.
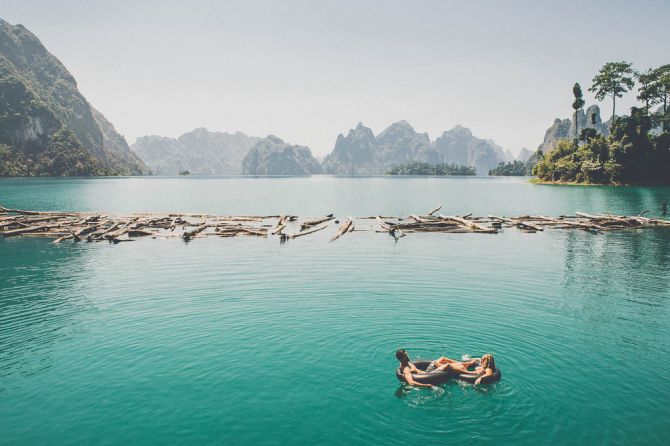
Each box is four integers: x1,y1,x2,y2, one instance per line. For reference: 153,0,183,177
2,204,669,245
489,159,534,176
532,62,669,186
387,162,476,176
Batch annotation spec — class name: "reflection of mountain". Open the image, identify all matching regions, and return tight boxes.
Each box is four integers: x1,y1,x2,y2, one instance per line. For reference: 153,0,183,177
0,240,93,382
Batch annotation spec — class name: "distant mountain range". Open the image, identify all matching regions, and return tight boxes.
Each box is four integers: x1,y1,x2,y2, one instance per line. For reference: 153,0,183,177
133,122,512,176
131,128,260,175
0,18,534,178
0,19,148,176
323,121,510,175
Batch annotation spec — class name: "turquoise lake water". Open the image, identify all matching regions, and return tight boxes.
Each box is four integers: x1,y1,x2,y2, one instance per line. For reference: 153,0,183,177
1,176,669,445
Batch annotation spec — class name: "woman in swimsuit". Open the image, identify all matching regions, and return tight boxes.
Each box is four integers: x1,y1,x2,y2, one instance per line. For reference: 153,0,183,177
469,353,496,386
395,349,433,388
429,355,480,374
433,353,495,385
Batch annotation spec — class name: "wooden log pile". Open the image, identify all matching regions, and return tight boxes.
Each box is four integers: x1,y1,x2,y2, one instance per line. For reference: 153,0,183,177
1,204,669,245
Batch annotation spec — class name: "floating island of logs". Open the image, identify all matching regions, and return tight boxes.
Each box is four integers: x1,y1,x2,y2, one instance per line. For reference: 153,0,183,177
1,205,669,245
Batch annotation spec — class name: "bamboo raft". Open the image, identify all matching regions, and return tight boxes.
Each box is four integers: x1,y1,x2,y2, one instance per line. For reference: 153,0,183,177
1,205,669,245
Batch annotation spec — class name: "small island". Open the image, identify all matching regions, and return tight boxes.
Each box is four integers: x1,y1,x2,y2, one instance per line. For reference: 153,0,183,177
387,162,475,176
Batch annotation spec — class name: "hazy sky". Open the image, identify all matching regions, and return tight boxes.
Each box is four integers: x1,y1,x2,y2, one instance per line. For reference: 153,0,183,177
3,0,669,156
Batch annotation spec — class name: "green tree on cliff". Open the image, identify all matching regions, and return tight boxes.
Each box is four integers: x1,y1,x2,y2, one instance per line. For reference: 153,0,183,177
572,83,585,142
589,61,636,123
636,68,657,114
637,65,670,130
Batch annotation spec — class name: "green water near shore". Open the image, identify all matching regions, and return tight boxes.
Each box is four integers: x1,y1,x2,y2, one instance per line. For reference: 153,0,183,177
1,176,669,445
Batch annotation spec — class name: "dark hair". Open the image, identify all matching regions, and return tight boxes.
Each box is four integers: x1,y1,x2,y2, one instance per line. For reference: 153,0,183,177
395,349,409,365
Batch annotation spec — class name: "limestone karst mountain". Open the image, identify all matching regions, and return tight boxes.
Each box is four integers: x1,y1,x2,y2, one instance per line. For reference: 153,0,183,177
241,135,322,175
517,147,534,162
0,18,149,176
537,105,609,154
131,128,260,175
376,120,432,168
429,125,507,175
322,121,507,175
321,123,379,175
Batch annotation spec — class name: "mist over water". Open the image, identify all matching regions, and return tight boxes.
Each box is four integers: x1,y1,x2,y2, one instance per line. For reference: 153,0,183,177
1,177,669,445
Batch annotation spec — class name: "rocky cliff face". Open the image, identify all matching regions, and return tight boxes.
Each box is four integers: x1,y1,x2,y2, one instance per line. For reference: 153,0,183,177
90,107,150,175
0,19,149,176
131,128,259,175
323,121,507,175
517,147,533,162
322,123,379,175
537,104,609,154
429,125,506,175
241,136,322,175
377,120,431,168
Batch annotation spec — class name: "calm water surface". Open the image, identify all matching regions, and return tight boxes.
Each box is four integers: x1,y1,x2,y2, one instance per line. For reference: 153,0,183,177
1,177,669,445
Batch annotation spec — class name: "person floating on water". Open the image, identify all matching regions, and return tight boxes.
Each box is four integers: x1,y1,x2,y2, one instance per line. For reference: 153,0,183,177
395,349,434,388
427,355,480,373
396,350,497,387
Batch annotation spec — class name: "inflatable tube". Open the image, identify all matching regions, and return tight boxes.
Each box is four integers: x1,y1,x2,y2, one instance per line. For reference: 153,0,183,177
396,360,452,386
457,368,501,384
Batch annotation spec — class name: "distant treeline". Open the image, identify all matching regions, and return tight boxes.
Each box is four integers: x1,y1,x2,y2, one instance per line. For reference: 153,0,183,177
387,162,476,176
489,159,534,176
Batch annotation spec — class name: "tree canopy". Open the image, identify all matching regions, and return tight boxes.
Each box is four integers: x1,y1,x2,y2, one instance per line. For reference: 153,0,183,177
387,162,476,176
588,61,635,121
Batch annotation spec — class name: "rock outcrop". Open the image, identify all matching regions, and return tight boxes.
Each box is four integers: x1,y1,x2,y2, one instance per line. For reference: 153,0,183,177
0,19,149,176
241,135,322,175
377,120,431,168
429,125,506,175
131,128,259,175
90,107,150,175
322,123,379,175
517,147,534,162
323,121,507,175
537,104,609,154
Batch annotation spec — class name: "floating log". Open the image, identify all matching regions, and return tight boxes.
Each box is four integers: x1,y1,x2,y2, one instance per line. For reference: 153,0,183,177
4,224,54,237
426,205,442,216
289,224,329,239
300,215,335,231
182,224,208,241
2,204,669,245
330,218,353,242
410,214,430,223
53,233,75,244
516,220,544,231
439,215,497,233
376,216,393,230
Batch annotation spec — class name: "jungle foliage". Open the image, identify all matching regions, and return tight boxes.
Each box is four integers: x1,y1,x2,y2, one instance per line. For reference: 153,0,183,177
387,162,476,176
533,62,670,185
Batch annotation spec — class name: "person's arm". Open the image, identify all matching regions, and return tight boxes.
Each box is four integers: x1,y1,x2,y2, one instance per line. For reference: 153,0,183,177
403,367,433,388
474,368,493,386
